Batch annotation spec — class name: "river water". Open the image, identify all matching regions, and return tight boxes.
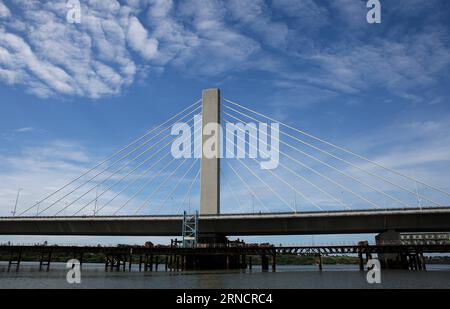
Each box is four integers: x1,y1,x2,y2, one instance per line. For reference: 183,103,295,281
0,262,449,289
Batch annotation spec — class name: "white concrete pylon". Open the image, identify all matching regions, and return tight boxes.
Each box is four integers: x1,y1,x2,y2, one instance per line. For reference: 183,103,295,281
200,88,220,215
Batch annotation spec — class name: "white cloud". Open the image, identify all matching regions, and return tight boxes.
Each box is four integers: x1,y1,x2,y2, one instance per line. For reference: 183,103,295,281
0,0,449,104
127,16,159,60
279,26,450,104
14,127,35,133
0,28,75,95
228,0,289,48
0,0,10,18
0,0,139,98
0,0,265,98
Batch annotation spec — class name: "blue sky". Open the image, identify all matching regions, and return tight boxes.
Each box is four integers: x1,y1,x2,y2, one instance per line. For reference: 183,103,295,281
0,0,450,245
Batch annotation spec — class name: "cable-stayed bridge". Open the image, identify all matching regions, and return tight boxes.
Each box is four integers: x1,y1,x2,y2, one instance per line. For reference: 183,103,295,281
1,89,450,237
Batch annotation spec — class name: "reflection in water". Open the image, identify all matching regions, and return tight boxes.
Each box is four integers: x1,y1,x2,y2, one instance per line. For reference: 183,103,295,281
0,262,449,289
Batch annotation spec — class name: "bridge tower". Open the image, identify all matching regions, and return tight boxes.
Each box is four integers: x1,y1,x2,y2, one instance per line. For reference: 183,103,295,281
200,88,220,215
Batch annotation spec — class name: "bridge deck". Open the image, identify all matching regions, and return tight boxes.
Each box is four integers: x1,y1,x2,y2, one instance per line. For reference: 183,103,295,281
1,207,450,236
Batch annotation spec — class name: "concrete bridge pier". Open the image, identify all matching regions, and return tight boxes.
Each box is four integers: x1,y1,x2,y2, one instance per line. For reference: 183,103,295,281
376,230,402,269
375,230,427,270
198,88,224,245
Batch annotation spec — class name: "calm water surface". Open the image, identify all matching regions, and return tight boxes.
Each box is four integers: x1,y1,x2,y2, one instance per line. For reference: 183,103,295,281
1,262,449,289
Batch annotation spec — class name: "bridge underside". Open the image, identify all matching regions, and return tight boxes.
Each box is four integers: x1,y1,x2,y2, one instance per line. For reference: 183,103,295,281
1,208,450,236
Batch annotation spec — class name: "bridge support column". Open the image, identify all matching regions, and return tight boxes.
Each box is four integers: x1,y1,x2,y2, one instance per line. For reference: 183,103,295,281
376,230,401,269
417,253,423,271
261,255,269,272
200,88,220,216
144,254,153,271
128,253,132,271
420,253,427,271
39,252,45,271
79,252,84,269
317,254,322,271
358,252,364,271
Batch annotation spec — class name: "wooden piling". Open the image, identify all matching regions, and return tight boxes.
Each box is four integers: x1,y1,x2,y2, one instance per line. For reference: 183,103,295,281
420,253,427,271
358,252,364,271
261,255,269,271
105,255,109,271
79,252,83,269
46,251,52,271
39,252,45,271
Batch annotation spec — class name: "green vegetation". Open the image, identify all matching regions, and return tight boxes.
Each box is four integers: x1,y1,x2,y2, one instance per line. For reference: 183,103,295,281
0,252,107,263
